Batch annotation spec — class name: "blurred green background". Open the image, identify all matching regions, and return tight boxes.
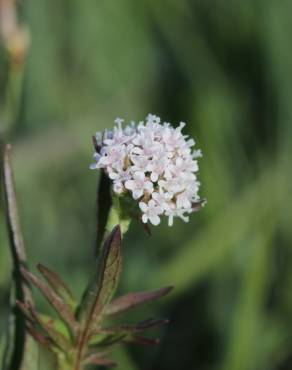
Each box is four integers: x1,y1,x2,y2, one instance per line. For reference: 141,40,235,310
1,1,292,369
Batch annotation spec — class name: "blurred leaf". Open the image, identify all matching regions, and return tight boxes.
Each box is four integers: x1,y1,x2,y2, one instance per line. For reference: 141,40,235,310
152,163,288,297
222,229,274,370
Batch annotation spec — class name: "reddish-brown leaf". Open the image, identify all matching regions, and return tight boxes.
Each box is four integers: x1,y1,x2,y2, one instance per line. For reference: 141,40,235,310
85,353,117,367
105,286,173,316
21,267,78,335
79,225,122,332
101,318,169,335
17,300,71,352
37,264,76,309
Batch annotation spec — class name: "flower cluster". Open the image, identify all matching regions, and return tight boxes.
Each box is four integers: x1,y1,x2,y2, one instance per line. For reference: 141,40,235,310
90,114,203,226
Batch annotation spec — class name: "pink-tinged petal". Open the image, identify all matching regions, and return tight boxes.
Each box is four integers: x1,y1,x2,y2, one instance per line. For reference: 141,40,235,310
148,199,156,208
113,182,124,194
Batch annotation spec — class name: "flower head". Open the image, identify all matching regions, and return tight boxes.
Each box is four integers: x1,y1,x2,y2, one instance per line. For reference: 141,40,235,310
91,114,205,226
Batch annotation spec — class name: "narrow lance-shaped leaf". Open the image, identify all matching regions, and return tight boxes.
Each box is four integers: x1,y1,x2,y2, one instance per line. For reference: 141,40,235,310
90,319,168,348
2,144,37,370
84,353,117,368
20,267,78,336
16,301,71,353
37,264,76,310
79,225,122,332
3,145,33,305
111,318,169,333
25,323,52,349
105,286,173,316
95,169,112,255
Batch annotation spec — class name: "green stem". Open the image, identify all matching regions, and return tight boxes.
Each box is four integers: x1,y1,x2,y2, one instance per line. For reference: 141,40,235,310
106,205,131,237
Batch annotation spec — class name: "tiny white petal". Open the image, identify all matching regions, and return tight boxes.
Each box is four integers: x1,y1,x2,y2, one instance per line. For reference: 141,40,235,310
142,214,148,223
150,215,161,226
139,202,148,212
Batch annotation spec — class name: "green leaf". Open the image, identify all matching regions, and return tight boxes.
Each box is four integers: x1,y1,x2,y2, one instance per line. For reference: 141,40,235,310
79,225,122,333
105,286,173,316
37,264,77,310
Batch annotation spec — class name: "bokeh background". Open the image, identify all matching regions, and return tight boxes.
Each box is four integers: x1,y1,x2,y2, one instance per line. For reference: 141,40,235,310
1,1,292,369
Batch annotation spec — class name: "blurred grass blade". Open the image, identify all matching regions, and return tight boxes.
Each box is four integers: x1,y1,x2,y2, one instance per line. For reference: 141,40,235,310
96,170,112,255
105,286,173,316
222,230,273,370
2,144,39,370
79,225,122,331
37,263,76,310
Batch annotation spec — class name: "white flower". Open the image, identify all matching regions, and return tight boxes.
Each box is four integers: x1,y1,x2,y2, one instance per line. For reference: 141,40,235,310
125,171,153,199
139,200,163,225
90,114,204,226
